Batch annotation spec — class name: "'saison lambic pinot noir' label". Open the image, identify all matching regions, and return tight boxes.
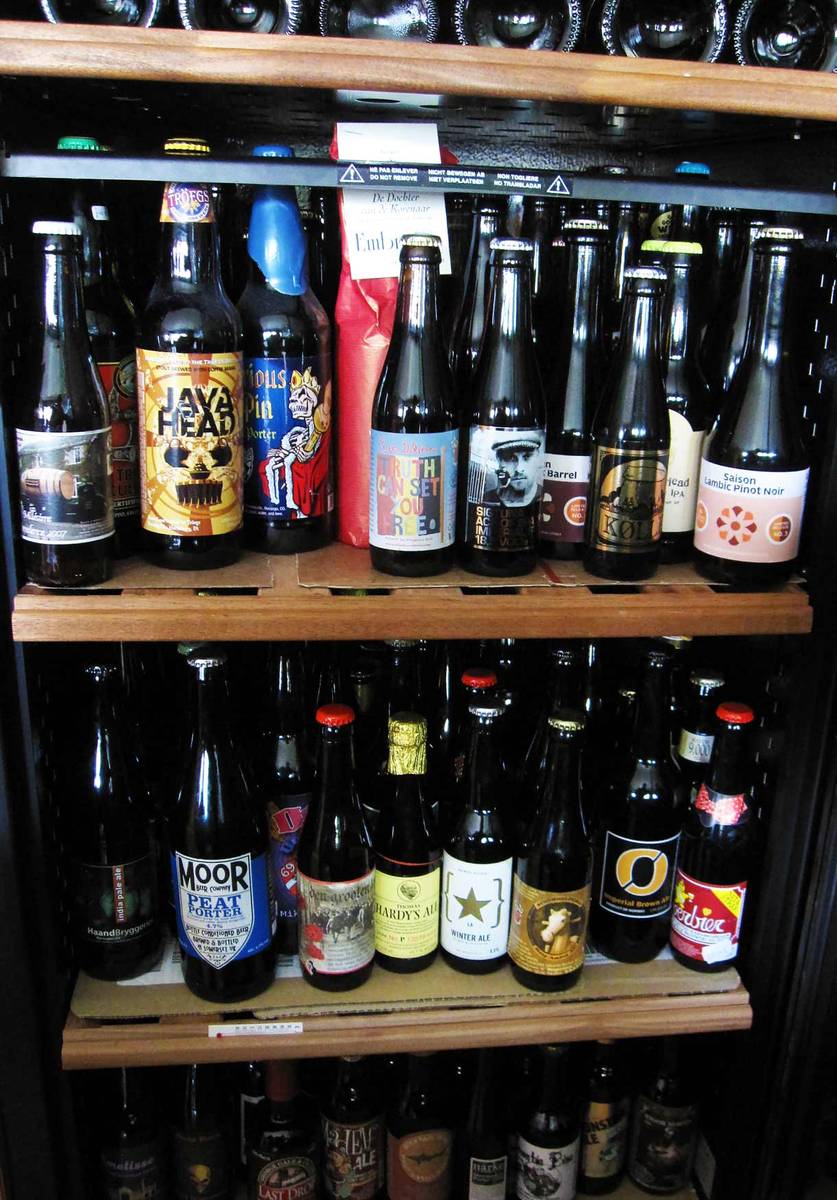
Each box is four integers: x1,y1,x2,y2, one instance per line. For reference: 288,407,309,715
588,445,667,554
677,728,714,765
369,428,458,551
516,1135,579,1200
670,870,747,966
252,1153,317,1200
581,1099,629,1181
540,452,590,544
467,1154,507,1198
173,1127,231,1200
137,348,243,538
507,879,591,977
244,357,332,523
374,862,441,959
16,427,113,545
98,356,139,518
100,1138,166,1199
440,852,513,961
464,425,544,552
172,851,274,969
297,869,375,977
598,831,679,920
267,795,310,929
387,1129,453,1200
322,1114,385,1198
72,855,157,947
629,1097,696,1192
694,460,809,563
662,412,703,534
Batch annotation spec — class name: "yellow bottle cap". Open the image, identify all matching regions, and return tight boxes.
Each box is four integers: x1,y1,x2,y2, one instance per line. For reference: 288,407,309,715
164,137,211,156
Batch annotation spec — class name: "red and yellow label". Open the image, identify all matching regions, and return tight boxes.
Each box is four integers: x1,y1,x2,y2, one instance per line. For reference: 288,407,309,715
137,348,243,537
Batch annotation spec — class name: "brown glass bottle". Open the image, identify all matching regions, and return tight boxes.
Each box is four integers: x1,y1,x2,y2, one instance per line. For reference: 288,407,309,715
370,235,458,577
584,266,669,581
138,138,243,570
249,1061,317,1198
521,194,561,377
517,1044,581,1198
700,217,766,403
171,1064,233,1200
674,669,725,799
701,208,742,344
605,200,641,351
98,1068,168,1199
323,1056,386,1199
627,1038,698,1194
456,1049,509,1198
450,195,506,405
16,222,114,586
387,1053,454,1200
578,1040,629,1194
517,644,584,840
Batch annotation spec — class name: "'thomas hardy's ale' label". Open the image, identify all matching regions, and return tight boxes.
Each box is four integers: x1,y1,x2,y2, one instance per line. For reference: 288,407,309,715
467,1155,507,1199
173,1128,231,1200
173,851,273,969
297,870,375,977
267,796,310,928
670,870,747,966
629,1097,696,1192
72,855,157,948
662,412,703,534
581,1100,629,1182
245,357,332,523
516,1136,579,1200
98,357,139,518
370,429,458,551
507,879,591,977
598,832,679,921
16,427,113,545
464,425,545,553
253,1153,317,1200
677,728,714,765
694,460,809,563
101,1137,166,1199
137,348,243,537
387,1129,453,1200
588,446,667,555
375,862,441,959
440,853,513,961
322,1114,385,1198
540,452,590,544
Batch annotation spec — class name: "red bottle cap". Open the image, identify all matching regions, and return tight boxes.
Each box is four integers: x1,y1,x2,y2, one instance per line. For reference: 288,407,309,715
716,701,755,725
461,668,498,688
265,1060,297,1102
316,703,355,727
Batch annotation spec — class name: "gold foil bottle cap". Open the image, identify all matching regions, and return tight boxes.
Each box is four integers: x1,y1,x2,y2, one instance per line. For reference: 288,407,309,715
164,137,211,156
387,712,427,776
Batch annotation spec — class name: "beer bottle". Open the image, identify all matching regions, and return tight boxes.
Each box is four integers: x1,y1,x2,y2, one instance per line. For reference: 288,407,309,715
67,662,161,980
509,712,592,992
670,701,755,972
240,145,333,555
387,1053,453,1200
590,648,684,963
667,161,711,246
517,644,584,840
460,239,546,577
605,200,640,351
599,0,728,59
675,670,725,799
319,0,441,38
701,209,742,344
454,0,583,48
178,0,304,31
16,222,114,586
521,195,561,375
506,1049,537,1198
700,217,766,402
694,227,809,585
449,666,499,786
322,1056,386,1199
516,1044,580,1200
627,1038,698,1194
370,235,458,577
733,0,837,69
583,266,669,581
577,1040,628,1195
171,1064,233,1200
138,138,244,570
456,1049,509,1199
451,196,506,398
170,648,276,1003
235,1062,266,1182
98,1068,168,1199
364,639,426,833
540,219,607,560
297,704,374,991
40,0,162,22
249,1060,317,1198
441,702,514,973
374,714,441,973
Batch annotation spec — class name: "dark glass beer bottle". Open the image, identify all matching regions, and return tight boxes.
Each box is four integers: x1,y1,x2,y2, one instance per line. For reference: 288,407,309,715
584,266,669,581
138,138,244,570
518,644,584,823
540,219,606,560
700,217,766,402
521,196,561,376
370,235,458,577
510,712,593,992
322,1056,386,1199
701,209,742,343
387,1053,454,1200
517,1044,581,1199
590,648,684,963
178,0,304,32
171,1064,233,1200
454,0,584,48
627,1038,698,1194
695,227,809,585
675,670,725,799
440,665,499,841
40,0,163,22
605,200,640,351
456,1049,509,1198
460,239,546,577
249,1060,317,1199
235,1062,266,1182
450,196,506,399
599,0,728,61
733,0,837,69
577,1040,629,1195
319,0,440,37
240,145,333,555
671,701,755,972
16,222,114,586
98,1068,168,1199
170,648,276,1003
67,662,161,980
440,702,514,974
297,704,374,991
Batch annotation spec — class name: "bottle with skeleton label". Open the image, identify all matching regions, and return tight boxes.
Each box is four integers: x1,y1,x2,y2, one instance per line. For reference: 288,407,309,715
172,1064,233,1200
240,145,333,554
387,1052,454,1200
249,1060,317,1200
297,704,375,991
456,1049,508,1199
460,239,545,577
516,1044,580,1200
170,648,276,1003
138,137,243,569
98,1068,168,1200
675,670,725,799
577,1041,628,1194
322,1056,386,1199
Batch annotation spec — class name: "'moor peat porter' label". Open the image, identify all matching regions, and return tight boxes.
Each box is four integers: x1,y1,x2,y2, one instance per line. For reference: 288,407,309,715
598,832,679,920
588,445,667,555
16,427,113,545
370,429,458,551
297,870,375,978
464,425,544,552
173,851,273,968
694,461,809,563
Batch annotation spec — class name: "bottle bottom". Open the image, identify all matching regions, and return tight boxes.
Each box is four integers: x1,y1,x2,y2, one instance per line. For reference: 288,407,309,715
589,920,669,964
375,949,437,973
113,518,144,559
583,549,661,581
627,1170,688,1195
370,544,455,577
300,960,374,991
539,539,584,561
181,950,276,1003
78,930,164,982
244,515,332,556
440,947,506,974
142,530,241,571
23,539,114,588
576,1170,625,1195
659,533,693,563
458,545,538,578
670,944,736,974
693,549,795,586
509,961,582,992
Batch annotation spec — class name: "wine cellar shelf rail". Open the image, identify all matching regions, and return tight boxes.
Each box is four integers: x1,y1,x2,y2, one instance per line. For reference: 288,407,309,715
2,23,837,123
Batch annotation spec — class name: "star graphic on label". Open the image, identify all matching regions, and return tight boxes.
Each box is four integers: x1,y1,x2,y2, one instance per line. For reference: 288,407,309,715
455,887,490,921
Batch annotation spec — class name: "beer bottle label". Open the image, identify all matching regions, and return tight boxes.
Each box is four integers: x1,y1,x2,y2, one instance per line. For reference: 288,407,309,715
100,1138,166,1199
588,445,667,556
244,357,333,523
628,1096,697,1192
581,1099,629,1181
467,1154,507,1198
172,851,274,969
72,855,157,948
267,795,311,929
369,428,458,551
464,425,545,553
677,728,714,764
374,862,441,959
507,877,591,977
322,1113,385,1198
137,348,244,538
297,869,375,978
172,1128,231,1200
516,1135,579,1200
251,1152,317,1200
597,831,679,920
694,459,809,563
662,411,704,534
670,868,747,966
160,183,214,224
540,452,590,544
693,783,749,827
440,852,513,962
386,1128,453,1199
98,356,140,518
16,427,114,545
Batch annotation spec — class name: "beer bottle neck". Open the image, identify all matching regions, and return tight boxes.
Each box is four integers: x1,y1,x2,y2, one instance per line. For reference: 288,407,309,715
617,283,660,370
387,731,427,776
536,1048,568,1114
631,657,671,762
39,246,88,339
193,665,229,742
742,246,791,373
394,258,441,337
536,731,586,844
88,666,122,785
706,722,752,798
268,649,304,735
556,237,604,432
318,726,355,812
662,260,701,364
158,219,222,290
488,260,532,343
464,716,502,813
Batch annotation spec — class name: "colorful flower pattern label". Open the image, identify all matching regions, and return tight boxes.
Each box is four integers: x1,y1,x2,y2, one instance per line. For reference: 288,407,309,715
694,460,808,563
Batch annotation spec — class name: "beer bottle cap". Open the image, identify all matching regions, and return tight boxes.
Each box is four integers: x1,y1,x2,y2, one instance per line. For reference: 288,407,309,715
389,712,427,746
316,703,355,727
388,713,427,775
600,164,630,175
756,226,804,243
385,639,416,649
489,237,534,253
675,161,711,174
547,710,585,734
400,234,442,249
461,668,498,688
563,218,609,233
252,144,293,158
164,137,211,156
57,135,101,152
468,702,506,720
32,221,81,237
640,239,703,255
85,663,118,680
625,265,667,283
690,670,725,690
661,635,693,647
186,648,227,669
716,701,755,725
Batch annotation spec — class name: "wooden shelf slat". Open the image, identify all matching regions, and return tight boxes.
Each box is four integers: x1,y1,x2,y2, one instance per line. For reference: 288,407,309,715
2,22,836,123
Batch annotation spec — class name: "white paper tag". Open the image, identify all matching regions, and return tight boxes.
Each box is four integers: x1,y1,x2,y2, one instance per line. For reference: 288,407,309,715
208,1021,303,1038
336,122,451,281
116,937,303,986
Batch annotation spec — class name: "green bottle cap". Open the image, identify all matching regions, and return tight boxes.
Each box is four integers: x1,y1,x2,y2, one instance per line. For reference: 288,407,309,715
57,136,102,152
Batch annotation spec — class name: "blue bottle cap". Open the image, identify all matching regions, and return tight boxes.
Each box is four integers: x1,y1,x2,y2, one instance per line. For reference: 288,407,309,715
253,144,294,159
675,161,711,175
247,144,307,295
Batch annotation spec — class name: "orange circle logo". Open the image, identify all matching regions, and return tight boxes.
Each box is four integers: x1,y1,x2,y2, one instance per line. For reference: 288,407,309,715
564,496,587,527
695,501,708,531
768,514,792,543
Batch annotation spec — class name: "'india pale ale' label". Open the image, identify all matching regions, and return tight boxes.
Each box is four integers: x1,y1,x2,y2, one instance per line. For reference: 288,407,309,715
670,869,747,965
588,444,667,555
464,425,544,553
98,357,140,518
440,852,513,962
598,831,679,921
297,869,375,978
662,411,703,534
137,348,243,538
369,428,458,551
173,851,274,969
507,877,591,978
322,1114,385,1198
516,1135,579,1200
72,855,157,949
374,862,441,959
539,451,590,544
581,1099,629,1181
387,1129,453,1199
694,460,809,563
16,427,113,545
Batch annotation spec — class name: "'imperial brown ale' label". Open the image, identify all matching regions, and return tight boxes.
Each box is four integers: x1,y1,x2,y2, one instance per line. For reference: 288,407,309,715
588,445,667,555
597,832,679,920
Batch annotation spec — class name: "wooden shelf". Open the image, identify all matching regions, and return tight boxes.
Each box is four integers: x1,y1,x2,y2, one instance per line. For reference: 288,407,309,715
2,22,836,123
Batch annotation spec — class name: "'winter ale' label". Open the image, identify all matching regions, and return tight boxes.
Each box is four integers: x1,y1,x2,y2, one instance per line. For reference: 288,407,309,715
597,831,679,920
16,427,113,545
588,445,667,555
322,1114,385,1198
507,878,591,977
464,425,544,553
440,852,513,962
172,851,274,968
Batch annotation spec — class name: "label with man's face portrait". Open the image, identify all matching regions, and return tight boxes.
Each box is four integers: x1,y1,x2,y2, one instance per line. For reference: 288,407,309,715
464,424,545,552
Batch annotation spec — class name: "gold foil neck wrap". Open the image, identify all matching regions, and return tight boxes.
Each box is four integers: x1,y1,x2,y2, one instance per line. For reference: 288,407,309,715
387,713,427,776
